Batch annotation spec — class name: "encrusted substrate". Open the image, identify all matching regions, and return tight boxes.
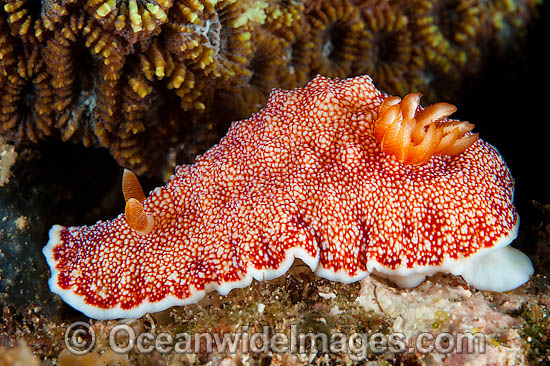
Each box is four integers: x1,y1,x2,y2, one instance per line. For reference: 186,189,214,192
0,136,16,186
359,274,550,365
2,264,549,365
0,145,63,318
0,141,127,320
531,201,550,277
0,340,39,366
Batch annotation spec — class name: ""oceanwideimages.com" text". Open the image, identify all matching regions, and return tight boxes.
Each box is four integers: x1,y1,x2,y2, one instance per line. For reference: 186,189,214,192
65,322,486,360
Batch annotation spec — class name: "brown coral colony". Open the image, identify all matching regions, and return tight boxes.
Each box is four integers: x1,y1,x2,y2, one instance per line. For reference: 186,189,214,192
0,0,540,175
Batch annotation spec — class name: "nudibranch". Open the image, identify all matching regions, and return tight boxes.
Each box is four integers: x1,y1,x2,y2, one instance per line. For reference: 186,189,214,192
43,75,534,319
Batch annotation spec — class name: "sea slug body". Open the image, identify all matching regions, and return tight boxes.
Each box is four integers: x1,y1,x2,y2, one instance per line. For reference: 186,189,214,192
43,75,534,319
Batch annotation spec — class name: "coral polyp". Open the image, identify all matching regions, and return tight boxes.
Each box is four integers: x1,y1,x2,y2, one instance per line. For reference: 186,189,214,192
0,0,542,176
406,0,487,75
356,1,413,96
306,0,367,78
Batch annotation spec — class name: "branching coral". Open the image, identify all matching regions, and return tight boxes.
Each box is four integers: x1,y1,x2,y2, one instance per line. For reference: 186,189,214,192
0,0,542,176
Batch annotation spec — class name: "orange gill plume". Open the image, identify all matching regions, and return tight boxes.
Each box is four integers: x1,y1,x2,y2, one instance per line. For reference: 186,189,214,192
122,169,154,235
374,93,478,165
